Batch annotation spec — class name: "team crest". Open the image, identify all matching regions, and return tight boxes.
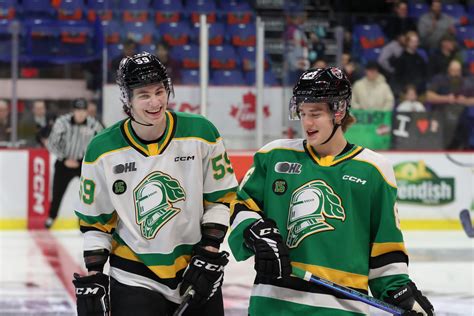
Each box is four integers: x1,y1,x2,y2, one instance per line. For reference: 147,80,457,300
286,180,345,248
330,67,343,79
133,171,186,239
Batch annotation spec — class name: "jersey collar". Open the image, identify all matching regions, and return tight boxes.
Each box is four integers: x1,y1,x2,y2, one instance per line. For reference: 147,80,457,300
304,141,363,167
121,111,177,157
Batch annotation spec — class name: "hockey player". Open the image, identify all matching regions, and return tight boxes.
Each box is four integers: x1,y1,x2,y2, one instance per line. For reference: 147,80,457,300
228,68,434,315
72,52,238,316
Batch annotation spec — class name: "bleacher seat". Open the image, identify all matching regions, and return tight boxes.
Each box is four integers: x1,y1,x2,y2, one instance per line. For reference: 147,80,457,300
210,45,239,70
210,69,245,85
244,70,279,86
123,21,155,44
0,0,16,20
185,0,217,24
237,46,269,71
23,0,56,19
87,0,113,21
57,0,84,21
57,21,95,58
352,24,385,60
159,21,191,46
119,0,149,22
171,44,199,69
465,49,474,75
442,4,469,25
24,19,58,56
361,47,381,65
190,22,225,45
101,20,122,44
408,3,429,18
181,69,200,85
139,43,156,54
228,23,256,46
107,42,123,61
152,0,182,24
0,19,12,60
219,0,254,25
456,26,474,49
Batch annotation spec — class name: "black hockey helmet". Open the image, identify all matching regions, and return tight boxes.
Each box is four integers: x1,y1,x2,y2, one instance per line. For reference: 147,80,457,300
116,52,174,115
289,67,351,120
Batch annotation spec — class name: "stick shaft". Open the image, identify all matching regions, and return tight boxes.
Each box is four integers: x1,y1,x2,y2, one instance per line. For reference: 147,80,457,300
292,266,404,315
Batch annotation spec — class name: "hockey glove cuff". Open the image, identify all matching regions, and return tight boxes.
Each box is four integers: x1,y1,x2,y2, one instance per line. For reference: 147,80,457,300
385,282,434,316
73,272,110,316
244,218,292,280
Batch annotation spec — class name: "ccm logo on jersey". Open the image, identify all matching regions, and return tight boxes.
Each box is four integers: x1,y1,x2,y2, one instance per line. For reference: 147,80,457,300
193,259,225,272
113,162,137,174
342,175,367,185
174,156,195,162
275,162,302,174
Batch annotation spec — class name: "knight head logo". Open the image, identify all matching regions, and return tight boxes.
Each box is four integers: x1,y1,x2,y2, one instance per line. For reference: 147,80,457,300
133,171,186,239
286,180,345,248
230,92,270,130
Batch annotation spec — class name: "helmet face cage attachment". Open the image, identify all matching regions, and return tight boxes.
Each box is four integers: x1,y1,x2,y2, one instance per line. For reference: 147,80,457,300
289,67,352,121
116,52,174,116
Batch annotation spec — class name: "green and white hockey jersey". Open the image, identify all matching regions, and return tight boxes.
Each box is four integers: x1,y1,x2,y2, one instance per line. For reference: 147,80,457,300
75,111,238,303
229,139,411,316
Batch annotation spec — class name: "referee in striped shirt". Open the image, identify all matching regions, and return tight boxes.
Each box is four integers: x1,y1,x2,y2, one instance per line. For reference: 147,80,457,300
45,98,103,229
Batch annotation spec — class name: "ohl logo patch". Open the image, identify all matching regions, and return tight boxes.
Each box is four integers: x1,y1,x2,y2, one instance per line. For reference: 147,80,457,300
286,180,345,248
133,171,186,239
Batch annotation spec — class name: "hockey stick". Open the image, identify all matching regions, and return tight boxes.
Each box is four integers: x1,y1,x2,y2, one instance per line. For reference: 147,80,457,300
172,288,195,316
291,266,405,316
459,209,474,238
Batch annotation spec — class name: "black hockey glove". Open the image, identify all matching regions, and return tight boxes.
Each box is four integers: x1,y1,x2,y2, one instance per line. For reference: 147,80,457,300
180,247,229,306
385,282,434,316
244,218,292,280
73,272,110,316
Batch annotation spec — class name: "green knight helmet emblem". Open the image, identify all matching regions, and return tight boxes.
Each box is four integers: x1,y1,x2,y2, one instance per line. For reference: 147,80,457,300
286,180,345,248
133,171,186,239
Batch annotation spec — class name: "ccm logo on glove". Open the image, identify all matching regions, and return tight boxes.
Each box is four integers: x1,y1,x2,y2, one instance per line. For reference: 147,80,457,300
260,227,280,236
193,259,225,272
75,286,101,295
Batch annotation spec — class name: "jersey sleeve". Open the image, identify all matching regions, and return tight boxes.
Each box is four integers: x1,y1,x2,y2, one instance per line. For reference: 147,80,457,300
228,151,266,261
75,143,117,252
202,132,238,228
368,159,411,300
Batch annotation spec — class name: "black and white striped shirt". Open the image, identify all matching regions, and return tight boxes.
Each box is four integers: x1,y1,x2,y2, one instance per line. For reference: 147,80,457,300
47,113,103,161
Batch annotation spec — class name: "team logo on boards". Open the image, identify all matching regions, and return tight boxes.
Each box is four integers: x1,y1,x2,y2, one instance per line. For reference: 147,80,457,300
394,161,454,205
275,162,302,174
133,171,186,239
112,180,127,195
286,180,345,248
113,162,137,174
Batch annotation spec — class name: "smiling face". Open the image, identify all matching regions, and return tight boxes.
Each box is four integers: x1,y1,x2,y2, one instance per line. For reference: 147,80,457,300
130,82,168,127
299,102,338,147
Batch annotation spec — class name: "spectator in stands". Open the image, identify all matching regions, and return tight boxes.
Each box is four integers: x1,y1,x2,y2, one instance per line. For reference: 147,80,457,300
308,30,326,66
428,34,462,77
0,100,10,143
417,0,455,51
109,39,137,83
351,61,395,110
377,31,406,80
397,85,426,112
18,100,56,147
392,31,427,95
426,60,474,148
155,42,181,84
87,100,104,128
284,11,309,84
341,52,363,83
384,1,417,40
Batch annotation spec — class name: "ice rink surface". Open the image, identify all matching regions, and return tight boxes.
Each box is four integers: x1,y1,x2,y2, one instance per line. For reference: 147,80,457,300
0,230,472,315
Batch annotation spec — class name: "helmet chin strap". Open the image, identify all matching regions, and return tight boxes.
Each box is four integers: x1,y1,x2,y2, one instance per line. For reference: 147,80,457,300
320,123,340,145
130,115,154,127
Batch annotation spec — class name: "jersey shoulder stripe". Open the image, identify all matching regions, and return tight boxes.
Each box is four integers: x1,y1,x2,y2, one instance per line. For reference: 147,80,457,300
84,119,129,163
258,138,305,154
353,148,397,188
173,111,220,143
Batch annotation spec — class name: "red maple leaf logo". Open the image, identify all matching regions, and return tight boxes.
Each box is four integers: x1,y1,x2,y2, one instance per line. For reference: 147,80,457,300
230,92,270,130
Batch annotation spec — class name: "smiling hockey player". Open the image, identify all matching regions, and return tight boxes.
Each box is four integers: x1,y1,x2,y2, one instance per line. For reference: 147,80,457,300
229,67,434,315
